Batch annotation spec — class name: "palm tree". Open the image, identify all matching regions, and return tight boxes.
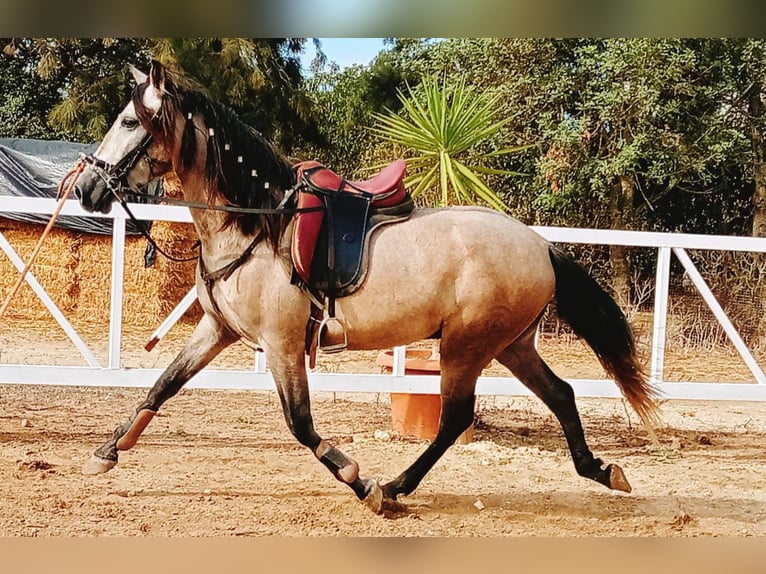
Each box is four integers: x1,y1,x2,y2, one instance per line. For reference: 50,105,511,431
370,74,526,211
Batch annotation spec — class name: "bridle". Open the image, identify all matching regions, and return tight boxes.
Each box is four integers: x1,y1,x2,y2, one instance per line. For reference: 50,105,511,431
79,132,202,262
80,132,162,197
76,130,323,265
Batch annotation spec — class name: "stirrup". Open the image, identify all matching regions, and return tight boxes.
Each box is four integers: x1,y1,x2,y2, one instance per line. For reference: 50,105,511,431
318,316,348,353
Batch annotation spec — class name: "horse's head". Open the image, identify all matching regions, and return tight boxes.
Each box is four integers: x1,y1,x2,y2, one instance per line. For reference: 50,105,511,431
75,61,175,213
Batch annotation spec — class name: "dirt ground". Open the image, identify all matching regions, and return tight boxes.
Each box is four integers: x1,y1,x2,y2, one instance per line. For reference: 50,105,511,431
0,322,765,537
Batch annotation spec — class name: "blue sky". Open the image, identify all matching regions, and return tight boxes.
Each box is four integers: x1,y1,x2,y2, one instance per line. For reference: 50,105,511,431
300,38,387,72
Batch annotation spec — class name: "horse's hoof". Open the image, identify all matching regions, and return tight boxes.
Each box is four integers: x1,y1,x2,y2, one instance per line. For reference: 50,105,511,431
607,464,632,493
363,479,384,514
82,455,117,475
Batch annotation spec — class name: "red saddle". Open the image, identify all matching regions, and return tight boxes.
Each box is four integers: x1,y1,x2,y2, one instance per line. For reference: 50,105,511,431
291,159,408,284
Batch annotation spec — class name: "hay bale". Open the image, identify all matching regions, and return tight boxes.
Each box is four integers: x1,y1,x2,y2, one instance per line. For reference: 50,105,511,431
75,232,167,327
142,172,201,325
1,172,202,333
0,218,78,322
151,172,202,324
75,230,200,330
145,221,201,323
73,172,201,330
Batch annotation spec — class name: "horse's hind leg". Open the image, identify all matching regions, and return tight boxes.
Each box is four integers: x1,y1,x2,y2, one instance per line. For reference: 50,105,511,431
495,329,632,492
380,346,482,503
82,313,238,475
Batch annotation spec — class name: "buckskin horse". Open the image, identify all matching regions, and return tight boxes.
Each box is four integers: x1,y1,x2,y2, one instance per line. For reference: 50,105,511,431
72,60,659,514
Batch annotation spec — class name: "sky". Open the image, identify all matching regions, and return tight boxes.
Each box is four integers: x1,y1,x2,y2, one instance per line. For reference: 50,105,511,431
299,38,387,73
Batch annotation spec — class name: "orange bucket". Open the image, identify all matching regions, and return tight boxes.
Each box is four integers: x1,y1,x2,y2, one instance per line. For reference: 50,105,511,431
377,349,473,444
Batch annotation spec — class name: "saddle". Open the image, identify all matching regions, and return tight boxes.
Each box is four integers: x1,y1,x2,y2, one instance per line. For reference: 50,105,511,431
286,159,414,365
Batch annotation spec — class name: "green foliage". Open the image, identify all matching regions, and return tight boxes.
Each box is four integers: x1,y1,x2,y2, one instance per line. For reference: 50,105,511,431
294,44,416,176
298,65,385,174
150,38,317,151
1,38,150,141
0,38,318,150
381,38,580,222
1,36,765,243
0,48,62,138
370,74,526,210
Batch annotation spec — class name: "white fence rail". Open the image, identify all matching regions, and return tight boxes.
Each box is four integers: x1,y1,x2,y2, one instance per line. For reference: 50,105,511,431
1,196,765,402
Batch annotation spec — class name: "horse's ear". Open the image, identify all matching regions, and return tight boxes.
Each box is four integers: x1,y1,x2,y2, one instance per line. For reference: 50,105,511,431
148,60,166,94
141,60,167,113
130,65,148,85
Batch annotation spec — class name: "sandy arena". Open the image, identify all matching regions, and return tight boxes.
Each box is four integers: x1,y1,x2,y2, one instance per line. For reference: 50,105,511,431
1,322,764,537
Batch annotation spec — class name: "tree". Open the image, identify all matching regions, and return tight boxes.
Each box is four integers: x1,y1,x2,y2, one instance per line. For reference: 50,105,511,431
1,38,151,141
0,41,66,138
296,39,417,175
733,40,766,239
379,38,584,222
704,38,766,344
298,64,394,175
0,38,320,151
370,73,525,211
537,39,737,306
150,38,319,151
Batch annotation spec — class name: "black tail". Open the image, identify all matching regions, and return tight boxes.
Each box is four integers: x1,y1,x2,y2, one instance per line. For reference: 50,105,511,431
548,245,660,427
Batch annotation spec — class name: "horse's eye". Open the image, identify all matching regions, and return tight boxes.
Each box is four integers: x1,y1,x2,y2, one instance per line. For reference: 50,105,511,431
121,117,140,129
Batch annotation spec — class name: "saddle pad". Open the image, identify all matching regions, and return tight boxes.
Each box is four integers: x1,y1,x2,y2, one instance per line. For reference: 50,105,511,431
287,193,415,299
308,192,371,295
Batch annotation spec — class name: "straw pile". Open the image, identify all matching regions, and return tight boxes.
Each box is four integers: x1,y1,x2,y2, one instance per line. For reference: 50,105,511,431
0,172,201,330
0,219,78,322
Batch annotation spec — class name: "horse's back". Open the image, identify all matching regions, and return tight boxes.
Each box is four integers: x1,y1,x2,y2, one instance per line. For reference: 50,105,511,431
370,206,552,279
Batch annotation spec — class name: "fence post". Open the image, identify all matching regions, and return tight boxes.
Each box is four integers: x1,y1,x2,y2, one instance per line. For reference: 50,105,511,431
650,246,671,385
0,230,101,367
144,287,197,351
673,247,766,385
255,349,267,373
108,217,126,369
392,345,407,376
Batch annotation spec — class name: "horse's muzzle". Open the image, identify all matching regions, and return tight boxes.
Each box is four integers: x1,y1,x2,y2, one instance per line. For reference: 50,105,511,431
74,173,114,214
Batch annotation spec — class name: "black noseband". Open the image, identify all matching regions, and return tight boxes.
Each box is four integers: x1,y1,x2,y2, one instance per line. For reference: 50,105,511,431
79,132,154,196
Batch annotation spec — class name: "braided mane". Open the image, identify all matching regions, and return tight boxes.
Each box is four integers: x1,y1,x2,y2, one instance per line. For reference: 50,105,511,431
132,69,296,251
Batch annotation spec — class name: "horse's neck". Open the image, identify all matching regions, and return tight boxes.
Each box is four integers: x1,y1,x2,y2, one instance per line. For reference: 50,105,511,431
176,170,258,266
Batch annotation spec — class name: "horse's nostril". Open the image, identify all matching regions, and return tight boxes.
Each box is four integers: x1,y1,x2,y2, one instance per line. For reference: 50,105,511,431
73,185,82,201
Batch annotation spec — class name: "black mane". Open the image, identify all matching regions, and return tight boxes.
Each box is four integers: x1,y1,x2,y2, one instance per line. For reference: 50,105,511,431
132,70,296,251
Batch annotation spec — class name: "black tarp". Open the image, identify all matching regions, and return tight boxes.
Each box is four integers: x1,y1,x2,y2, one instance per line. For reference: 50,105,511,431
0,137,162,235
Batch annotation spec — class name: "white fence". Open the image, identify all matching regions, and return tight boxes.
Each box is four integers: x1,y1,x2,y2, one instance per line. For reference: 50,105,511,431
1,195,765,402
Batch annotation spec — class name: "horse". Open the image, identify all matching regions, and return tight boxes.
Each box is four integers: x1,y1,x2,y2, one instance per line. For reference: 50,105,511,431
72,60,659,514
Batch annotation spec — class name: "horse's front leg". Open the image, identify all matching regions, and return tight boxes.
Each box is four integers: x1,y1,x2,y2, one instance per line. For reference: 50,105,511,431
82,313,238,475
267,354,384,511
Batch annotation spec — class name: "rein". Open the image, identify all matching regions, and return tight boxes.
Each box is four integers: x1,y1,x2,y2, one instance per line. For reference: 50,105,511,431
79,135,324,269
80,136,202,262
113,194,202,263
120,185,317,216
111,176,324,267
